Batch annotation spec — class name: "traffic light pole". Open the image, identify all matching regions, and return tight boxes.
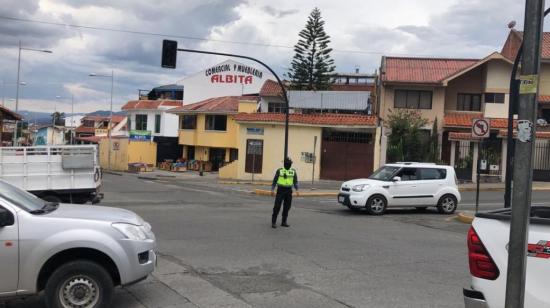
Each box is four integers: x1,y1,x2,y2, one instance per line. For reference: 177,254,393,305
504,1,544,307
175,48,290,161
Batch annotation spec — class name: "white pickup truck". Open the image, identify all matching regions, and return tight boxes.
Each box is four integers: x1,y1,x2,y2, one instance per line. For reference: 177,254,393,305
0,145,102,204
464,207,550,307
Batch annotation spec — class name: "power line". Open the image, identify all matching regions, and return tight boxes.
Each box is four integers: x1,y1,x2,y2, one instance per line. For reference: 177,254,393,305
0,15,440,57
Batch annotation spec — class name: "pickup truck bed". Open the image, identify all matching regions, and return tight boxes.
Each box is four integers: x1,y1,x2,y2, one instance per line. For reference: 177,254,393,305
464,206,550,308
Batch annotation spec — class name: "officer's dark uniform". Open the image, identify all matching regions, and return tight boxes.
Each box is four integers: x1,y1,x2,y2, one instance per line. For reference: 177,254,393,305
271,158,298,228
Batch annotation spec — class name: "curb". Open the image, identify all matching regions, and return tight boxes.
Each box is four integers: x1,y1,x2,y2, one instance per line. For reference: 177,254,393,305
254,189,338,197
102,170,123,176
138,176,158,181
221,181,271,186
456,212,474,224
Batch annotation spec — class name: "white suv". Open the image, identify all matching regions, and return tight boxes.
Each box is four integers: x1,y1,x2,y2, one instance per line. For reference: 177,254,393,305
338,163,461,215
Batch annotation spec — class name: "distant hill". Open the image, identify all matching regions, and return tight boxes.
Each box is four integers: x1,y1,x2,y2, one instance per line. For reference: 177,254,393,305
17,110,126,125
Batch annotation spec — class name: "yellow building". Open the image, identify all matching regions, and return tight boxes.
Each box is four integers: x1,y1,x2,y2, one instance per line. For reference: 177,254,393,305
169,96,258,171
220,113,379,181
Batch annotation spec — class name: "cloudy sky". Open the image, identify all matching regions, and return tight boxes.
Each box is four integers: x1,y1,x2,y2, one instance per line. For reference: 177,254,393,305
0,0,532,114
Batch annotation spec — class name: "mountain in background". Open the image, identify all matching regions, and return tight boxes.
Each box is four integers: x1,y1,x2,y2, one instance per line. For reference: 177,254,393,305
17,110,127,125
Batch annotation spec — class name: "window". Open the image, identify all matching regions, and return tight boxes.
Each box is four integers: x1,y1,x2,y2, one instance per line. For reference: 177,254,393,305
230,149,238,162
485,93,505,104
395,168,419,181
135,114,148,131
457,94,481,111
181,115,197,129
83,120,94,127
420,168,447,180
268,102,285,113
394,90,432,109
155,114,161,133
205,115,227,131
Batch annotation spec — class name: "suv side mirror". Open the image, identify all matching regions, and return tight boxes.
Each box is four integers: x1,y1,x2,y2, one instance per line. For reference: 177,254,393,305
0,208,14,227
392,176,401,182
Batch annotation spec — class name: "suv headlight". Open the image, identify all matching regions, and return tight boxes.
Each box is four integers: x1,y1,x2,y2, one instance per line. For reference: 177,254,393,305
352,184,370,192
112,223,149,241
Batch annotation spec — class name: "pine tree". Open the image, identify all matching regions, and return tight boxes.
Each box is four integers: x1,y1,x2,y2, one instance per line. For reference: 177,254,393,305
288,7,335,90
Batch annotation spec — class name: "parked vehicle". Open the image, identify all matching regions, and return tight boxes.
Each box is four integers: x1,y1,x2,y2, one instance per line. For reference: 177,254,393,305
0,145,103,204
0,179,156,308
337,163,461,215
463,207,550,307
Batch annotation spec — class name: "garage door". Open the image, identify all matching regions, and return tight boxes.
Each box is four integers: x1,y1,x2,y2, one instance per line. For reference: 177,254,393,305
320,130,374,181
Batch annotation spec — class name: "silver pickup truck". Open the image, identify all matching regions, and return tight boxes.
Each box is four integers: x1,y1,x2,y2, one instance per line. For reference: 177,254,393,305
0,180,156,308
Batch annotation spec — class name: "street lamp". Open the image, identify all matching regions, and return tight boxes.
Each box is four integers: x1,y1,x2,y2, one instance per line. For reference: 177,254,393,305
16,41,52,112
89,70,114,170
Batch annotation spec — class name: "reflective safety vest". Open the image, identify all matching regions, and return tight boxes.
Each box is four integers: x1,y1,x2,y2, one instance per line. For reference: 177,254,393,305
277,168,295,187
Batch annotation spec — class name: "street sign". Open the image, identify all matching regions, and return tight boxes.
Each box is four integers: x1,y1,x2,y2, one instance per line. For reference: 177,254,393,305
472,118,490,138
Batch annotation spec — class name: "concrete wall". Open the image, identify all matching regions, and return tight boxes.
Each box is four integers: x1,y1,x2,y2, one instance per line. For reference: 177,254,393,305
380,85,445,130
128,110,180,137
99,138,156,171
444,66,484,111
178,114,239,149
234,123,322,182
483,60,512,118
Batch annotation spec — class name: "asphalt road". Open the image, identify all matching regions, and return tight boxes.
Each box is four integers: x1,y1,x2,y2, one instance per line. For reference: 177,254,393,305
3,173,550,308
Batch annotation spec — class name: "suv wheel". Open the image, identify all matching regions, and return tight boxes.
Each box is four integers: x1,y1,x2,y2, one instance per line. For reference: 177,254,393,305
44,260,113,308
437,195,458,214
366,195,387,215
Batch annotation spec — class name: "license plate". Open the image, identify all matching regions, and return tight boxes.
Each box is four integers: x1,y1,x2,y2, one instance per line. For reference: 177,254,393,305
338,196,345,202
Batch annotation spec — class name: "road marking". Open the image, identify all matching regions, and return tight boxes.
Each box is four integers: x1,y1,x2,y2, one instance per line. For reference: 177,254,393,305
459,202,550,206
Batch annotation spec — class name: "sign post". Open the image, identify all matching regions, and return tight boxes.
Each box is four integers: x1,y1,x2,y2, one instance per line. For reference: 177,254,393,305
505,1,545,307
472,118,490,214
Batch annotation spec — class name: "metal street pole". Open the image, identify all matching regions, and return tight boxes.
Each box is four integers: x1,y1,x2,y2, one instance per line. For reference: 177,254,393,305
504,1,544,307
175,48,290,161
71,94,74,144
89,71,114,170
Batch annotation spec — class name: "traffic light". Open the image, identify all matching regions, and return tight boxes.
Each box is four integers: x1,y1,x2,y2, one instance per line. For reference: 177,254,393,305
161,40,178,69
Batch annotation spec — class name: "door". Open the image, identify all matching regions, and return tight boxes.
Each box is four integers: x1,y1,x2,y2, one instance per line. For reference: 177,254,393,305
245,139,263,174
389,168,423,206
320,130,374,181
209,148,226,171
0,205,18,294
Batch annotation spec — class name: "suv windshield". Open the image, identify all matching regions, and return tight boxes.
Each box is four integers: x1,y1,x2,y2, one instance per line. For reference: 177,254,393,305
0,180,48,212
368,166,400,181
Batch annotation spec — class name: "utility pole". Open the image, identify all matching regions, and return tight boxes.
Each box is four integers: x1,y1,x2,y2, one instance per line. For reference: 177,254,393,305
504,1,544,307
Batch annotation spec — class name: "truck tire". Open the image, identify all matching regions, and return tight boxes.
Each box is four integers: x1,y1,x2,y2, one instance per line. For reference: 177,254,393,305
366,195,387,215
437,194,458,214
44,260,113,308
42,195,62,204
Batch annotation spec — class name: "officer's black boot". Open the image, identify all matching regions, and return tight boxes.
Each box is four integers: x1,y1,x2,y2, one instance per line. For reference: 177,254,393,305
271,217,277,228
281,219,290,227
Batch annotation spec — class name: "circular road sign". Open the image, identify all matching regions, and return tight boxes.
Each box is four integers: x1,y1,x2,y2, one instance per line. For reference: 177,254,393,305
472,119,490,138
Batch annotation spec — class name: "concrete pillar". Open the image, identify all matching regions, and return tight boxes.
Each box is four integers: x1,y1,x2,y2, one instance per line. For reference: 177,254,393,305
501,139,507,183
472,142,479,184
450,141,456,167
380,126,388,166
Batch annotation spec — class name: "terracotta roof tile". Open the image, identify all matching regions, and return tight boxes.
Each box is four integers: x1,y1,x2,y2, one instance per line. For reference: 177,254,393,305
234,113,377,127
121,100,183,110
75,126,95,133
540,95,550,105
503,31,550,60
382,57,478,84
448,132,482,141
443,113,513,129
170,96,258,114
260,80,284,97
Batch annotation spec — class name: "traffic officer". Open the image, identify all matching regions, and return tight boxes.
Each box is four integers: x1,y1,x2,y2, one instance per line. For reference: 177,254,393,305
271,157,299,228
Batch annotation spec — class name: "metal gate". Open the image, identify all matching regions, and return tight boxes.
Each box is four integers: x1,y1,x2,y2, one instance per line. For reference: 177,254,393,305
533,141,550,181
154,136,182,163
454,141,473,181
320,130,374,181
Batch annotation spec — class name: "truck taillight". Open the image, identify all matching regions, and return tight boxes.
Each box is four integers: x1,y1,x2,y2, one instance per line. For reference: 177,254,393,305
468,226,499,280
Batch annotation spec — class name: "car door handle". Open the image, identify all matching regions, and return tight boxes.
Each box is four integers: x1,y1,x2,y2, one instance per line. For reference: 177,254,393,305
411,185,417,188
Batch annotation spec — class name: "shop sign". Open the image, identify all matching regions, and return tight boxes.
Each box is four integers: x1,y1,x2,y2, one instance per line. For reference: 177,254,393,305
129,130,152,141
247,127,264,135
205,63,263,85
